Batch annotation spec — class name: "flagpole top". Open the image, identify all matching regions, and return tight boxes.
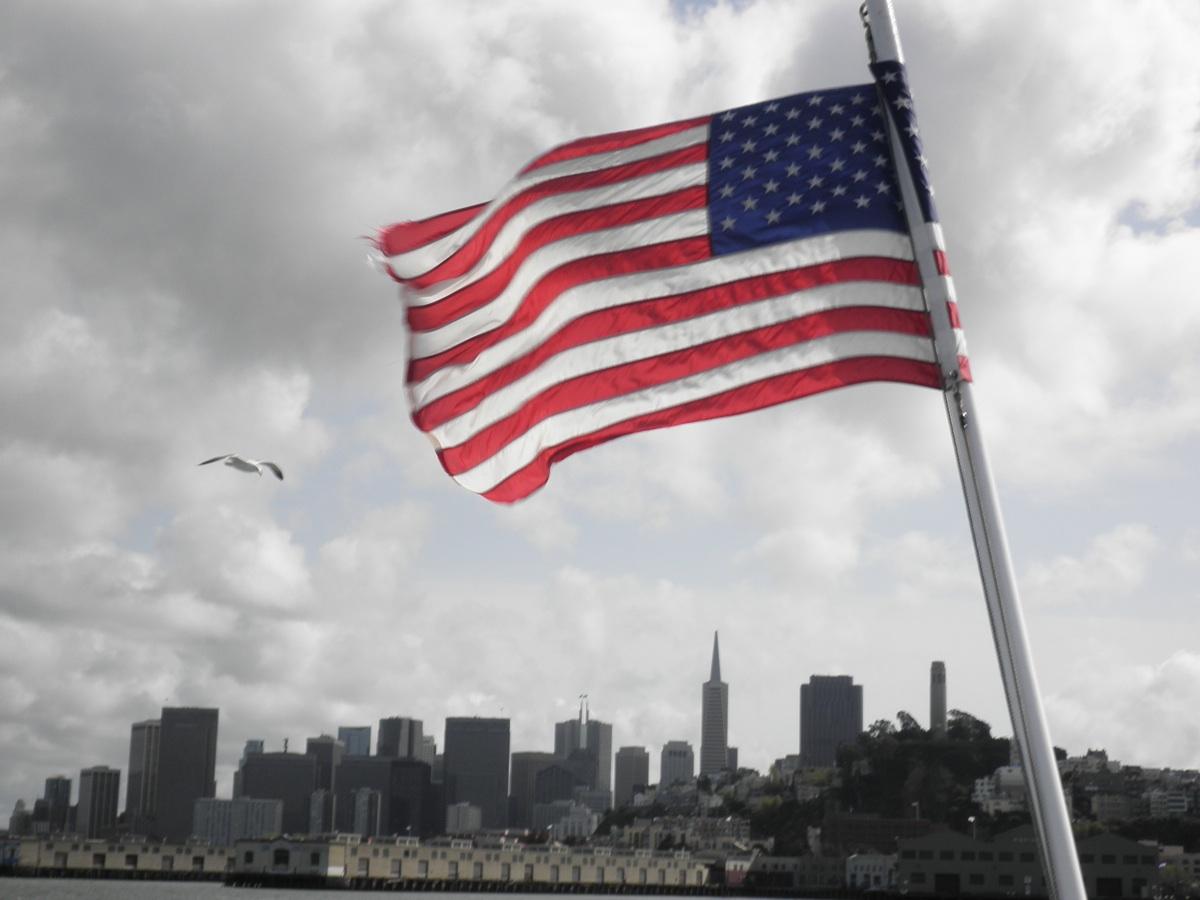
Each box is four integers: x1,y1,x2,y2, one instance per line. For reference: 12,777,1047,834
862,0,905,65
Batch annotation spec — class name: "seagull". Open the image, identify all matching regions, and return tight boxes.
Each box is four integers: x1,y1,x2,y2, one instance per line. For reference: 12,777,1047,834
198,454,284,480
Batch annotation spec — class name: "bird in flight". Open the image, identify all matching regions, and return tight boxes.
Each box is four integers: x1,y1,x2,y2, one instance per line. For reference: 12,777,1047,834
198,454,284,480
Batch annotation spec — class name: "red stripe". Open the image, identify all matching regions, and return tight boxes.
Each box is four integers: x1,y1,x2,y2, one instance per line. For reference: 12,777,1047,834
933,249,950,276
408,186,708,332
378,203,487,256
521,116,709,174
946,300,961,329
958,355,973,381
413,257,920,431
479,357,942,502
407,144,708,290
438,307,933,476
406,237,712,383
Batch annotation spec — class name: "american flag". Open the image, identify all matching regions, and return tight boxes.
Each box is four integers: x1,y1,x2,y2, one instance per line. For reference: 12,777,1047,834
379,74,966,503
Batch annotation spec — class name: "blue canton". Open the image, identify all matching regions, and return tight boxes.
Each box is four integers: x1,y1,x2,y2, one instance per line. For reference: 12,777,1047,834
870,60,938,224
708,83,905,258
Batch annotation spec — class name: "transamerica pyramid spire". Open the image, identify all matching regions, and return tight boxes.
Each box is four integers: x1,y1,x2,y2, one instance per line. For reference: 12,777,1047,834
709,631,721,683
700,630,729,777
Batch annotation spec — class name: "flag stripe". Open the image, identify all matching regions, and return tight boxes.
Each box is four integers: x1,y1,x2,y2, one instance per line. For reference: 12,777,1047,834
437,307,933,473
406,154,709,297
408,230,917,406
379,202,488,257
470,348,941,501
407,185,709,332
413,258,922,433
520,115,708,174
386,125,710,278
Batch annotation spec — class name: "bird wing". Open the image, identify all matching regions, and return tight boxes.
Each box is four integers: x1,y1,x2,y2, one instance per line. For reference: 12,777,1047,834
198,455,233,466
262,462,284,480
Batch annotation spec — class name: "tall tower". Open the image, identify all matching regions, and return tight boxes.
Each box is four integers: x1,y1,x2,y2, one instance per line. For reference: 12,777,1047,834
930,661,947,737
443,717,510,829
154,707,219,841
699,631,729,777
126,720,160,827
377,717,424,759
553,698,613,794
799,675,863,767
77,766,121,839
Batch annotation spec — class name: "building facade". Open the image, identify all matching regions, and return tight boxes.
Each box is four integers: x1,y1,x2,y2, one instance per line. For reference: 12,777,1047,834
333,757,434,838
378,717,424,759
237,752,318,836
509,752,556,830
660,742,694,788
193,797,283,845
305,735,344,793
699,632,729,778
443,718,510,830
154,707,219,841
77,767,120,839
614,747,650,809
125,720,159,829
338,726,372,758
930,662,947,737
799,675,862,767
554,714,613,795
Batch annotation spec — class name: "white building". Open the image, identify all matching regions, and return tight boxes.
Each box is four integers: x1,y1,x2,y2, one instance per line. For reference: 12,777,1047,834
847,852,896,891
445,802,482,835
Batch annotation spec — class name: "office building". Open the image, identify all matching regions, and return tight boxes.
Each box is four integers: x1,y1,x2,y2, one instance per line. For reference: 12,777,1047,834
238,752,318,836
614,746,649,808
309,788,332,834
193,797,282,845
378,717,424,759
305,735,344,792
444,717,510,829
700,631,729,777
800,675,863,767
233,739,264,798
930,661,947,737
509,751,556,829
554,701,612,795
419,735,437,767
42,776,72,834
338,726,372,758
125,720,159,827
446,802,482,834
660,741,695,787
727,747,739,772
333,757,433,838
154,707,218,841
77,766,120,839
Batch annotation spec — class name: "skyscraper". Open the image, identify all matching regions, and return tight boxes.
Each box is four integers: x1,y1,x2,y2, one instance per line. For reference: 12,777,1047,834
443,717,510,829
930,661,947,737
700,631,729,777
77,766,120,839
614,746,649,808
508,751,556,829
154,707,218,841
338,726,372,757
306,735,344,793
660,741,694,787
125,720,159,827
42,776,71,834
553,702,612,795
799,675,863,767
238,752,318,836
378,717,424,759
333,757,434,837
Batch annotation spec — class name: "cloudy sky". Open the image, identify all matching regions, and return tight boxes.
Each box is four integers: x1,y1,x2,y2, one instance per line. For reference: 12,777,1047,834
2,0,1199,815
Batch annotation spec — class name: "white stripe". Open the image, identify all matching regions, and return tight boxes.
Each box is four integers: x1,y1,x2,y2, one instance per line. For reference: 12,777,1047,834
387,125,710,278
409,229,915,407
954,327,969,359
406,163,708,306
408,209,711,359
453,330,936,493
429,279,926,448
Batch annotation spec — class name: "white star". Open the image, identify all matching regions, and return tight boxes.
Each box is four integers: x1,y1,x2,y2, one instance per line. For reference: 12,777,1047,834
741,196,758,211
807,146,822,160
807,174,824,188
830,103,845,115
916,154,930,168
872,129,886,141
852,170,868,182
855,195,871,208
765,102,779,112
786,192,803,206
807,116,823,130
785,133,801,147
829,158,846,172
719,156,735,170
875,180,892,194
893,95,913,110
873,154,888,167
741,114,758,127
810,200,826,213
785,108,801,120
763,123,779,136
718,184,735,199
851,141,867,154
741,138,758,152
808,94,823,106
763,179,780,193
829,127,846,141
851,115,866,128
785,163,801,177
763,149,779,163
719,130,735,142
851,93,866,105
765,209,782,224
882,70,898,83
721,111,736,122
741,165,758,180
832,185,847,197
720,215,737,230
905,123,920,138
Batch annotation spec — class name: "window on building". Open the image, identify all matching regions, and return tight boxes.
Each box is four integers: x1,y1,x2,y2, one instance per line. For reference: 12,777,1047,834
1123,855,1138,865
962,851,976,861
911,872,926,884
999,852,1013,862
243,851,253,864
310,852,320,866
939,850,954,860
1101,854,1115,865
901,850,916,859
1020,852,1035,863
273,849,289,867
979,851,993,861
390,860,400,877
1081,854,1094,863
999,874,1014,887
918,850,933,860
969,873,984,885
124,854,138,868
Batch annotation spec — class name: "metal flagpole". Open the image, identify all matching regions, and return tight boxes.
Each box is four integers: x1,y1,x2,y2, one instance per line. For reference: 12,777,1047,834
861,3,1087,900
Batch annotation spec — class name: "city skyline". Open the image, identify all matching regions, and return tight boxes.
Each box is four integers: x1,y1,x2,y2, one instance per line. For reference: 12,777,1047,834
3,0,1198,830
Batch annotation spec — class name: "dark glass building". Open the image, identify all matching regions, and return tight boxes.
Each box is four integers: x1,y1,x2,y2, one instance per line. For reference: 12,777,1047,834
42,776,72,834
800,675,863,767
332,757,434,837
238,752,318,836
125,719,160,829
377,717,423,759
77,766,121,839
614,746,650,808
154,707,218,841
508,751,556,829
444,717,510,829
305,735,344,792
